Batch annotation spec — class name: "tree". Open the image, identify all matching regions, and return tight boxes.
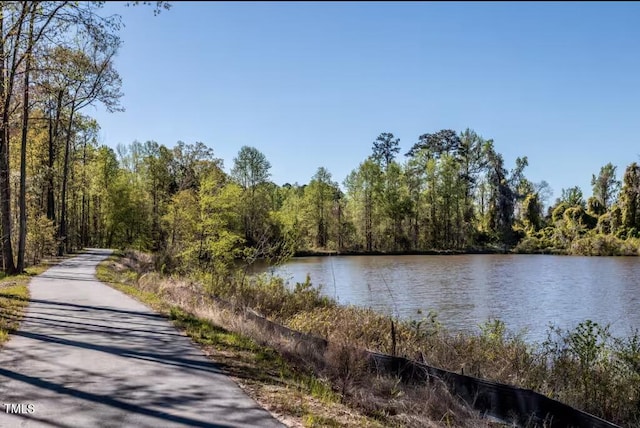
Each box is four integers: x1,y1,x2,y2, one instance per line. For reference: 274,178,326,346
404,155,426,249
196,169,244,276
0,1,171,273
55,40,123,253
405,129,461,159
520,193,543,233
371,132,400,170
303,167,335,249
140,141,174,250
0,2,32,273
231,145,271,191
586,196,605,217
455,129,495,245
532,180,553,213
438,154,466,248
170,141,218,191
273,184,305,252
458,129,491,229
231,146,272,243
380,161,411,250
560,186,585,207
619,162,640,232
485,145,516,247
344,159,383,251
591,162,621,211
17,3,37,272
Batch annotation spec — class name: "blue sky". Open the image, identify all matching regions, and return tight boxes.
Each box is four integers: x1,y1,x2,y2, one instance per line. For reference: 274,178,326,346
91,1,640,206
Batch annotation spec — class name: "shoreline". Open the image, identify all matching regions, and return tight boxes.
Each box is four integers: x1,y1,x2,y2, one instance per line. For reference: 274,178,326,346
294,247,523,257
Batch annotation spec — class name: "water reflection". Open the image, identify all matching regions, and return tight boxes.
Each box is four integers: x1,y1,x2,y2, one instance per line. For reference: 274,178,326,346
263,254,640,343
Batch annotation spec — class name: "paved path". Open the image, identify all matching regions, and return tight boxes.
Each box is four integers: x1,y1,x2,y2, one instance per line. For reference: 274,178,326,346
0,249,284,428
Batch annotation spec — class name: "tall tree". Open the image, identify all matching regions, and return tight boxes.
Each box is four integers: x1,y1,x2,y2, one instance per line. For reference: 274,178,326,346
0,2,29,273
231,145,272,243
303,167,335,248
231,145,271,191
406,129,461,159
485,144,516,247
619,162,640,232
457,129,491,245
591,162,621,211
140,141,174,250
404,155,426,249
371,132,400,170
54,39,123,254
17,3,37,272
344,159,382,252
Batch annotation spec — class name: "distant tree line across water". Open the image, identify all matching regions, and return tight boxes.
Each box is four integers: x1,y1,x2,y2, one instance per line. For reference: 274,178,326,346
32,126,637,277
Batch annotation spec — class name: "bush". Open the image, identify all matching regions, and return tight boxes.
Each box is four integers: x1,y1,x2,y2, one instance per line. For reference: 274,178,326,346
569,234,639,256
540,321,640,423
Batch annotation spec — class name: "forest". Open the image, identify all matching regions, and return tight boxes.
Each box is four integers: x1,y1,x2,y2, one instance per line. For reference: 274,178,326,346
2,2,640,276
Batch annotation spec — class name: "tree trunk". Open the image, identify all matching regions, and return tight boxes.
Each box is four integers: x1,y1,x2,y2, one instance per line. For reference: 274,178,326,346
58,104,75,256
0,9,15,274
47,91,63,223
17,7,36,272
81,137,88,247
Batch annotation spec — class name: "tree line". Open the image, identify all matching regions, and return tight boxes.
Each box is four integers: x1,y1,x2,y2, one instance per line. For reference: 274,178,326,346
18,123,634,277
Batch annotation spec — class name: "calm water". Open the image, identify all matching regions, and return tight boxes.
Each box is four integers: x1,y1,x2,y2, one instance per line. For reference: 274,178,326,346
261,255,640,343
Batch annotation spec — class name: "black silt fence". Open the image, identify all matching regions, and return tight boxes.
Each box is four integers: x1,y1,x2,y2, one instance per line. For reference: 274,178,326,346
366,351,622,428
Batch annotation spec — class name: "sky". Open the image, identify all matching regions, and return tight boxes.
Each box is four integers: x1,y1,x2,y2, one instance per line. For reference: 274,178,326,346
91,1,640,206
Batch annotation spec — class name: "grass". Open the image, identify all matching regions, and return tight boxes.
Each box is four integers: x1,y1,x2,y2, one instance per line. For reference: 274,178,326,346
0,281,29,343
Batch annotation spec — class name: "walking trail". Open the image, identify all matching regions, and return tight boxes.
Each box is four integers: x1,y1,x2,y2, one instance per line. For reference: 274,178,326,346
0,249,284,427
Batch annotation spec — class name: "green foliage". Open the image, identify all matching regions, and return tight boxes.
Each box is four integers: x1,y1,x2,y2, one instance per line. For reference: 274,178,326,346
591,162,621,210
300,167,339,249
570,234,640,256
539,320,640,420
479,318,508,346
560,186,585,207
343,158,383,252
586,196,606,217
620,162,640,231
231,145,271,190
518,192,543,233
26,215,57,265
551,201,570,224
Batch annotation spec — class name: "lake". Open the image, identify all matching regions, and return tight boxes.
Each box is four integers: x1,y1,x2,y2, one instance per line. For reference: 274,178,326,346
260,254,640,343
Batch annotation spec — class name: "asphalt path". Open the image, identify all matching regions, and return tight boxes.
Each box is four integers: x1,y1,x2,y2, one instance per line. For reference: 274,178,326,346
0,249,284,428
